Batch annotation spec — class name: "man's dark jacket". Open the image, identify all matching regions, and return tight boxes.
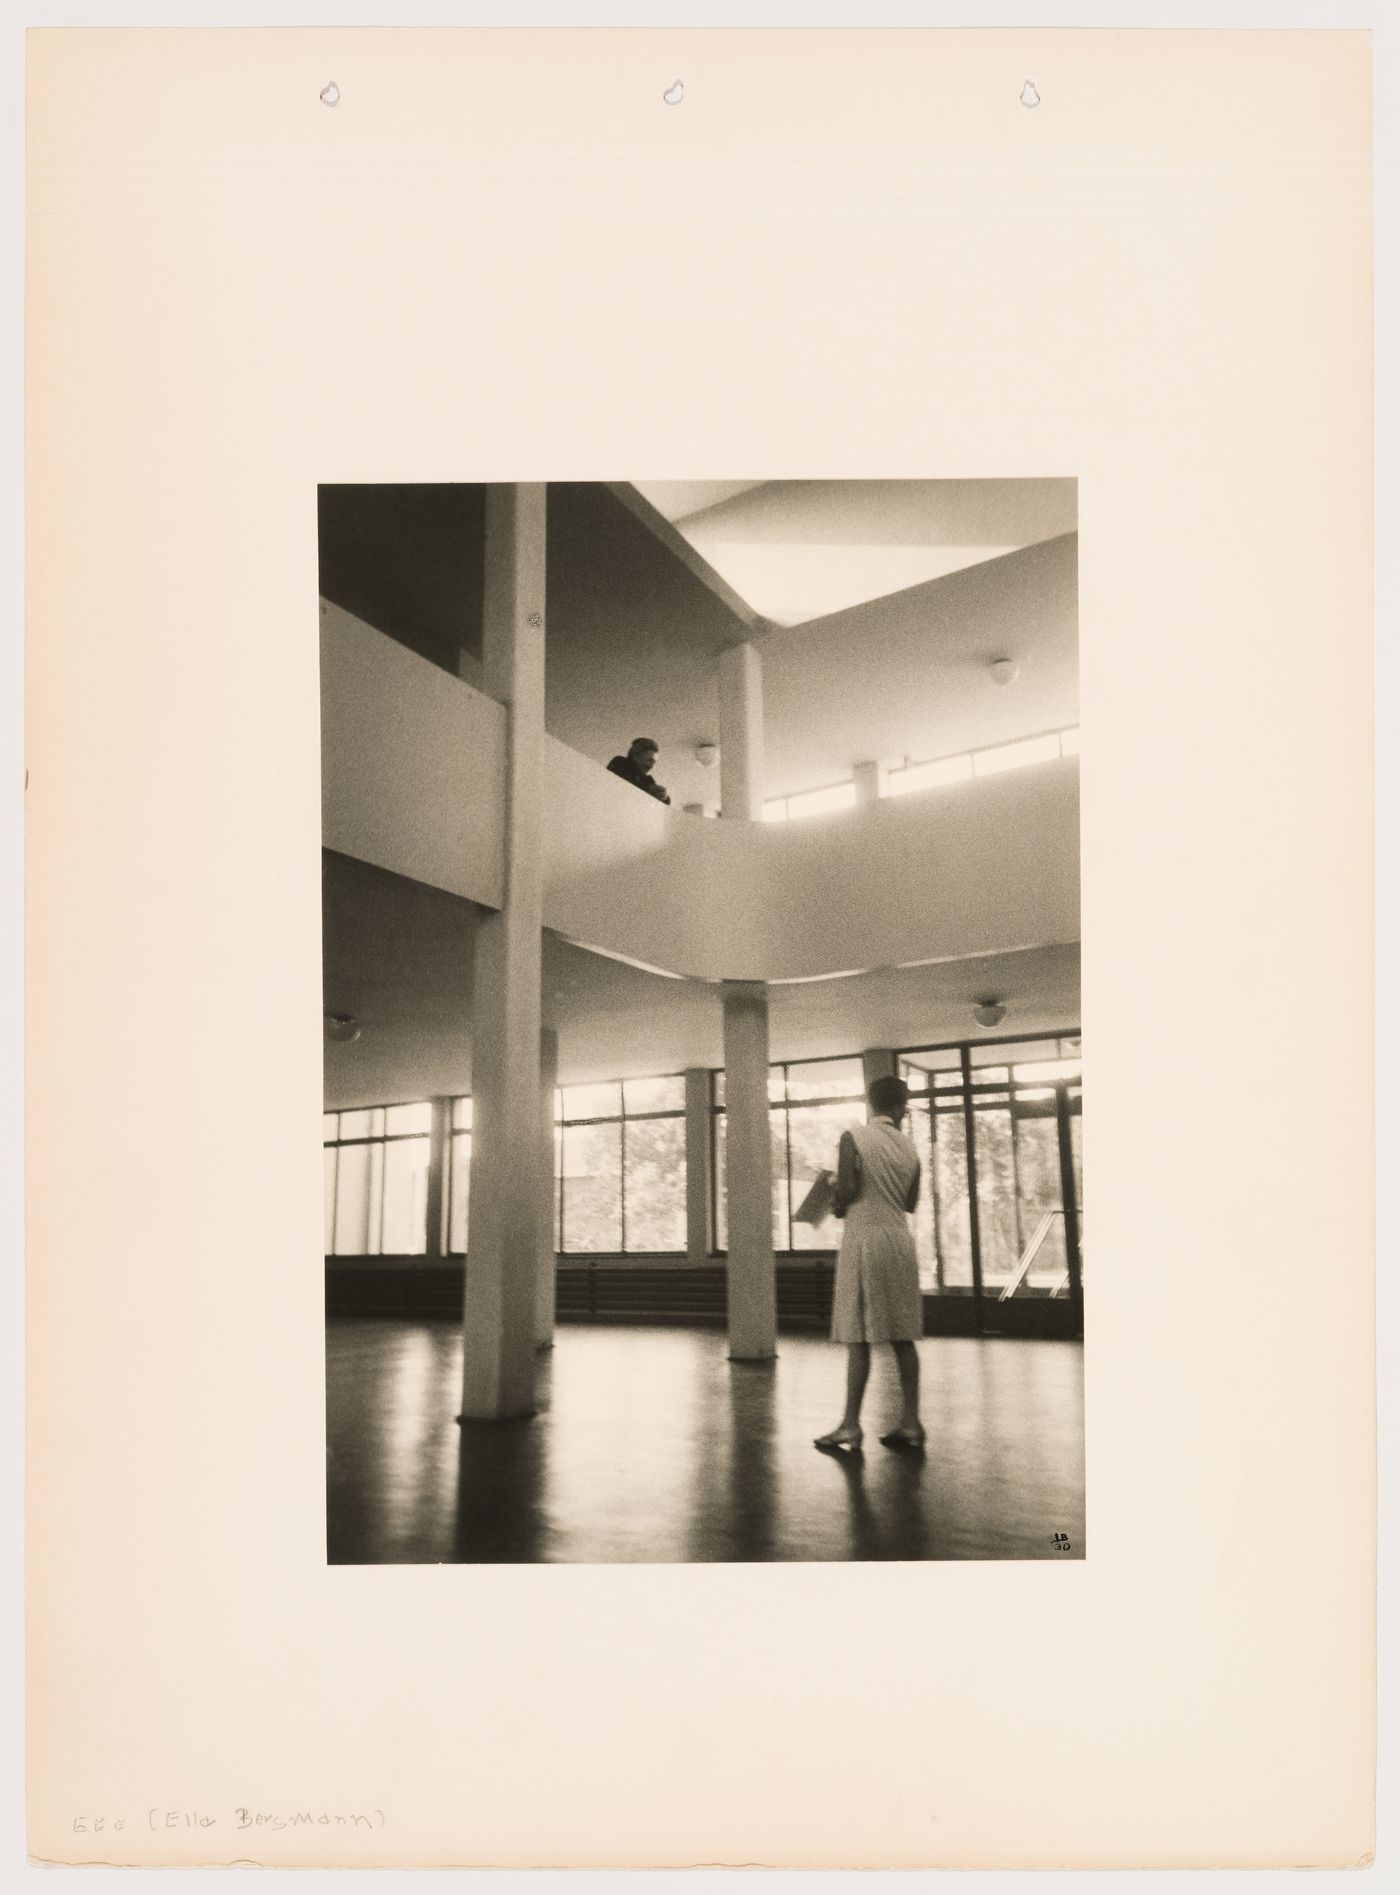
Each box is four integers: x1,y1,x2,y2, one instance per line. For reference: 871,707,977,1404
607,755,671,804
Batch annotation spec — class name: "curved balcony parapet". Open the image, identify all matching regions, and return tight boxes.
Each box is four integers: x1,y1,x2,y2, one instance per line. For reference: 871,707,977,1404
322,605,1080,983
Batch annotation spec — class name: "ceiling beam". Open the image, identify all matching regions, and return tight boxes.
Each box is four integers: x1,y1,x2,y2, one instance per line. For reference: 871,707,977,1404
604,481,764,634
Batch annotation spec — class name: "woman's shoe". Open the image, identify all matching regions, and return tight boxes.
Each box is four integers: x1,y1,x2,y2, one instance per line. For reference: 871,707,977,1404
814,1425,864,1452
879,1426,927,1451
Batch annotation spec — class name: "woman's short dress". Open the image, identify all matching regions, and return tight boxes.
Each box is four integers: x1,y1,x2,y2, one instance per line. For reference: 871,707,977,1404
830,1119,924,1344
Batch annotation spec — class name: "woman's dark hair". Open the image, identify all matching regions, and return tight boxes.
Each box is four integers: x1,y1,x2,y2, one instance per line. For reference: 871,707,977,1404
630,737,659,752
868,1075,910,1118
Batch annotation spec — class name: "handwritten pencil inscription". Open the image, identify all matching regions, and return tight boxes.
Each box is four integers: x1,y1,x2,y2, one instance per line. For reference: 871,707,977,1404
71,1806,386,1838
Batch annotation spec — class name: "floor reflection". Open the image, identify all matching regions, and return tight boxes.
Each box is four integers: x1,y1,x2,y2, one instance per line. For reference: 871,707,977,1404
811,1446,880,1558
326,1320,1086,1565
452,1416,551,1563
711,1361,779,1561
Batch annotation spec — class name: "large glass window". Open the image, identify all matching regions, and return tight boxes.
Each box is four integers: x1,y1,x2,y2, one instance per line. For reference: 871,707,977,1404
972,1087,1019,1288
901,1068,975,1292
762,781,859,824
619,1115,686,1251
323,1104,432,1256
712,1055,866,1254
759,729,1080,824
900,1035,1082,1295
886,754,972,796
973,732,1062,776
443,1079,688,1257
561,1120,623,1252
555,1076,687,1255
324,1039,1082,1291
1010,1104,1070,1290
885,728,1078,799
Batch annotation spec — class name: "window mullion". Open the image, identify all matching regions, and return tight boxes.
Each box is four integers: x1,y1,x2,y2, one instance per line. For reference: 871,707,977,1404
558,1124,567,1256
783,1101,794,1255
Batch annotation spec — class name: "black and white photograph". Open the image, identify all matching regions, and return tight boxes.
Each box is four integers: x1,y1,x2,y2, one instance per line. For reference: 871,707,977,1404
24,16,1377,1871
321,478,1083,1563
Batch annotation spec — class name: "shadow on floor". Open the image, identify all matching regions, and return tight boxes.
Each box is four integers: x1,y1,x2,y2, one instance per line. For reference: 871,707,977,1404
326,1320,1086,1565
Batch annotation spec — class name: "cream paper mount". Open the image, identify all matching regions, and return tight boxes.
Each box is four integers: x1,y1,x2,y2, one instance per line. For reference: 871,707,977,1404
25,26,1373,1871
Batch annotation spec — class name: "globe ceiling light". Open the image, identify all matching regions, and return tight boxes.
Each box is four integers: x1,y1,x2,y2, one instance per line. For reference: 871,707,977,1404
988,658,1020,687
325,1013,362,1044
695,742,720,769
973,1000,1007,1030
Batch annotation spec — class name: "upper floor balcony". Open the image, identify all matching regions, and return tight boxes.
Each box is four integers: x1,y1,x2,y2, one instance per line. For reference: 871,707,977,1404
322,603,1079,985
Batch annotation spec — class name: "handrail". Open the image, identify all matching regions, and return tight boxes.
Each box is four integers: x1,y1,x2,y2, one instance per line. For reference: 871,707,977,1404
997,1210,1062,1301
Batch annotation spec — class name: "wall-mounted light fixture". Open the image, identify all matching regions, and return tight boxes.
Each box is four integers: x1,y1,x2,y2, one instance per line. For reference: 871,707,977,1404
325,1013,362,1044
973,999,1007,1029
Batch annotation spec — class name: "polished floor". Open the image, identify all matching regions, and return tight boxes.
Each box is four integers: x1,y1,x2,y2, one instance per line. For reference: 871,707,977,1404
326,1319,1085,1564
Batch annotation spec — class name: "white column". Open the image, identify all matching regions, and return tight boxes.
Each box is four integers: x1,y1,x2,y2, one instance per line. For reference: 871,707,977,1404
460,484,547,1420
718,641,765,821
716,638,773,1349
684,1067,713,1265
853,760,882,807
536,1027,559,1347
862,1048,896,1095
722,981,777,1359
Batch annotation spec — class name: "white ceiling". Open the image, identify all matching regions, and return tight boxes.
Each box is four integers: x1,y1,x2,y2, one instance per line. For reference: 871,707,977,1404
632,479,769,523
760,531,1078,792
323,853,1080,1109
632,478,1077,628
544,526,1078,809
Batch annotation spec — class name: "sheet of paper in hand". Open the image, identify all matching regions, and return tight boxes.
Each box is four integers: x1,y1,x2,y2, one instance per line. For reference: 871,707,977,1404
793,1169,835,1225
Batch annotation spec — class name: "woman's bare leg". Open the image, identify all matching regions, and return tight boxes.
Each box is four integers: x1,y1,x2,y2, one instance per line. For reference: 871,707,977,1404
815,1343,870,1448
891,1340,921,1431
843,1342,871,1429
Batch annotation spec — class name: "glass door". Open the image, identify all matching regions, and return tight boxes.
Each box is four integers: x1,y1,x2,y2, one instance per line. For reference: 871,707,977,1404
902,1038,1083,1321
901,1052,973,1291
994,1055,1082,1305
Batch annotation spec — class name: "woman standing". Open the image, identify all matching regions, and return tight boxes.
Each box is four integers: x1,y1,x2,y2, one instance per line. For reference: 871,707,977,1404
814,1074,926,1453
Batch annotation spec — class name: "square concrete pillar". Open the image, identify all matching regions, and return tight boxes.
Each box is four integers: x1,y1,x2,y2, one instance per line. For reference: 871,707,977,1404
718,641,764,821
862,1048,896,1095
460,484,547,1420
721,981,777,1359
853,760,882,806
